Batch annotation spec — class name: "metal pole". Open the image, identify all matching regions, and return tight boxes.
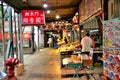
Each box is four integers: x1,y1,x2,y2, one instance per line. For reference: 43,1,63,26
14,10,18,58
31,26,34,53
32,27,34,52
38,27,39,52
20,13,23,63
17,13,20,61
9,7,14,57
18,13,23,63
1,0,7,72
1,0,6,61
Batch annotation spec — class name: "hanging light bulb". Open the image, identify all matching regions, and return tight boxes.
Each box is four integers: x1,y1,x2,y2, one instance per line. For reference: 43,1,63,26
56,14,60,19
46,10,50,14
43,2,48,8
55,1,60,19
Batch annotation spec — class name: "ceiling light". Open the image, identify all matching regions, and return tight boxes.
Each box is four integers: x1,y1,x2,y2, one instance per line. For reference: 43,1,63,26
56,14,60,19
46,10,50,14
43,2,48,8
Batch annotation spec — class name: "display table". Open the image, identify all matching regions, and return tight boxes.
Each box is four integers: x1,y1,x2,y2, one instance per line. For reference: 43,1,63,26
62,56,93,79
60,49,102,68
63,58,82,79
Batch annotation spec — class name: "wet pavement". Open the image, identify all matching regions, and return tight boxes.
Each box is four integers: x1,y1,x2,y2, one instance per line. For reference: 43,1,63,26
0,48,103,80
18,48,62,80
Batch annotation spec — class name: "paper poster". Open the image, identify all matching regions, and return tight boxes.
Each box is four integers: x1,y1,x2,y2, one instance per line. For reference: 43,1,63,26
103,18,120,49
103,18,120,80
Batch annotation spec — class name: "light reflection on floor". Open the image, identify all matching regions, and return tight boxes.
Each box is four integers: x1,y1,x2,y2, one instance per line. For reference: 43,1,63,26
17,48,103,80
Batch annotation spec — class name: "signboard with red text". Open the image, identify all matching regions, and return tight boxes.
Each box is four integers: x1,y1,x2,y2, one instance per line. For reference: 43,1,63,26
21,10,45,25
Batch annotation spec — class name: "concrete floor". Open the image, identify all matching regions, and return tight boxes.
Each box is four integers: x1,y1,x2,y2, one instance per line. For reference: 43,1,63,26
17,48,61,80
0,54,4,71
15,48,103,80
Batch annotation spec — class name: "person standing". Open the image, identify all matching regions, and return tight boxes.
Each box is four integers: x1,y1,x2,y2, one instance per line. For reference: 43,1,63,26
47,36,53,48
64,37,68,44
80,32,93,55
53,36,58,48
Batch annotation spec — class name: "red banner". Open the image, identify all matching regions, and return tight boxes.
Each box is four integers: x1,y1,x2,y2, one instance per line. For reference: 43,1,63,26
21,10,45,25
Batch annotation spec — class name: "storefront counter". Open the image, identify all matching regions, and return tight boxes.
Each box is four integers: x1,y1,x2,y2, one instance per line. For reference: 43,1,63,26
59,46,103,68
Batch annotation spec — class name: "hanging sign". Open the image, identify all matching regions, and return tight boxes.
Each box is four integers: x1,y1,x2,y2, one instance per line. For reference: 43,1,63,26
21,10,45,25
72,15,78,23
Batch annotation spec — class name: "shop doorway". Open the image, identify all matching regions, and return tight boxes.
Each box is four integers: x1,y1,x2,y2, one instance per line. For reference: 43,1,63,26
44,30,62,47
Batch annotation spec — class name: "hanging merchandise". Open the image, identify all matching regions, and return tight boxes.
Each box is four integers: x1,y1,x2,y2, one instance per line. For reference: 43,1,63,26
103,18,120,80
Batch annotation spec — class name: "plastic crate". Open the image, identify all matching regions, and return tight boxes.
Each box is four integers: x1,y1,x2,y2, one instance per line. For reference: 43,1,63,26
67,63,82,68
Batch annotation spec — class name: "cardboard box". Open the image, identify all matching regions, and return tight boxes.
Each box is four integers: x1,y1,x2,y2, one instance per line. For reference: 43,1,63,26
83,59,93,66
14,63,24,76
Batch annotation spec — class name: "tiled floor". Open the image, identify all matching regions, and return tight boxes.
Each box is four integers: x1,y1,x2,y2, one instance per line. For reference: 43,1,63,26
8,48,103,80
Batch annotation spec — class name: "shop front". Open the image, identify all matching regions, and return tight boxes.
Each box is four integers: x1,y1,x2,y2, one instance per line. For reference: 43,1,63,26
59,0,105,79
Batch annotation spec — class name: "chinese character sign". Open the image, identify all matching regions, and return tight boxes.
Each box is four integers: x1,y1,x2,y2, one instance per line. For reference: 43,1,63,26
21,10,45,25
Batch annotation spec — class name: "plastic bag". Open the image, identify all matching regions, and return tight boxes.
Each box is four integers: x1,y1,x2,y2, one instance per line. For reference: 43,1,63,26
0,71,7,80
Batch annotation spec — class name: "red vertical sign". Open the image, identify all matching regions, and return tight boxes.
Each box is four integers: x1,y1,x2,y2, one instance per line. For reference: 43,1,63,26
21,10,45,25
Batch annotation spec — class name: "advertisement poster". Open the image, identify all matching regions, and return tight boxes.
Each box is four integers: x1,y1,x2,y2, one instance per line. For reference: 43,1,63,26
103,18,120,80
